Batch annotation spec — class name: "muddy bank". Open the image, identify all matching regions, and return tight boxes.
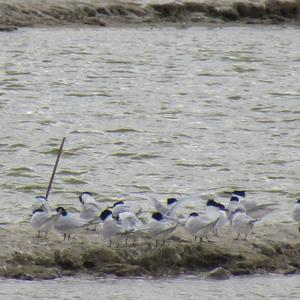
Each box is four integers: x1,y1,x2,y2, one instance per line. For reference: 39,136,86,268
0,222,299,280
0,0,299,28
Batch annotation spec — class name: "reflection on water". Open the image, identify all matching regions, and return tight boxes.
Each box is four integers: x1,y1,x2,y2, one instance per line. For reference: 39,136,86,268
0,275,300,299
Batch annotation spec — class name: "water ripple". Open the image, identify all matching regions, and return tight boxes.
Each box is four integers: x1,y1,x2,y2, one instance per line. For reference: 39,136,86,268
0,26,299,225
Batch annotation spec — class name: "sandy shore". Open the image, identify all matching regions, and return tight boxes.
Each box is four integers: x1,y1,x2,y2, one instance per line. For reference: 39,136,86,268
0,221,299,280
0,0,299,30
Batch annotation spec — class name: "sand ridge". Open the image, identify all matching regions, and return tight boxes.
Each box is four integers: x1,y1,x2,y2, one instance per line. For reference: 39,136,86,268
0,0,299,30
0,221,299,280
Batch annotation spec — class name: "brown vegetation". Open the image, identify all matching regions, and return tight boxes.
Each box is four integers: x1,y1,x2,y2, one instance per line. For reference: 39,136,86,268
0,223,299,280
0,0,299,28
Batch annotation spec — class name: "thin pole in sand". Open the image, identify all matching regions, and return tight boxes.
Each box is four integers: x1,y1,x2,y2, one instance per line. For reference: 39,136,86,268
45,137,66,200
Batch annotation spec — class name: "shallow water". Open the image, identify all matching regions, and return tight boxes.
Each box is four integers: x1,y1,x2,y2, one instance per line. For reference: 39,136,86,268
1,275,300,299
1,26,299,225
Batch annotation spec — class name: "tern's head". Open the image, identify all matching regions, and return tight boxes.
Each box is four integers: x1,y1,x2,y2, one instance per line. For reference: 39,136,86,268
296,199,300,204
56,206,67,216
113,201,125,207
32,208,44,215
151,212,163,221
36,195,47,202
100,209,113,221
79,191,93,204
230,196,239,202
167,198,178,206
189,212,199,217
207,199,226,210
219,206,228,212
206,199,215,206
232,191,246,198
216,202,226,210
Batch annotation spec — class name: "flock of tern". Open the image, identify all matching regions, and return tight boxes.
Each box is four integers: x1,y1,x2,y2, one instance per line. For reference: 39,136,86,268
30,191,300,246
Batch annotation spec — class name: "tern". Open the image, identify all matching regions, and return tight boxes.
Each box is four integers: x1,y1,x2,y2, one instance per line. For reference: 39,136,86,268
79,192,100,231
146,212,177,246
231,191,246,201
227,196,244,213
292,200,300,231
118,211,144,244
149,195,196,218
79,192,100,221
30,205,61,238
231,207,259,240
111,201,134,218
54,206,89,240
184,212,219,242
99,209,127,247
227,191,276,220
206,199,228,236
236,191,276,219
31,196,50,214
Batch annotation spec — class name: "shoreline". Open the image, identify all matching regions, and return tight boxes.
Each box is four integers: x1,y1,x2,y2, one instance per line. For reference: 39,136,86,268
1,222,300,280
0,0,300,30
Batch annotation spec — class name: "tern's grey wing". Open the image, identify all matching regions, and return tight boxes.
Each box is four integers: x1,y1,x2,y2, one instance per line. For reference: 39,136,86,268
87,217,102,225
194,217,219,237
149,197,168,215
247,205,276,219
40,213,61,227
168,202,181,217
293,206,300,223
81,206,100,220
88,202,100,209
162,214,179,223
55,215,88,232
256,203,277,209
168,195,199,217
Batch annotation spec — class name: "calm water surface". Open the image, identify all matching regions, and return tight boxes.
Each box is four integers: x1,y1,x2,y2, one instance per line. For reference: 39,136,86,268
0,26,300,296
1,275,300,299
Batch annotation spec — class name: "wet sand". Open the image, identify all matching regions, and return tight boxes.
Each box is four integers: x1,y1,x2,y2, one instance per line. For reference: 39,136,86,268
1,221,299,280
0,0,299,30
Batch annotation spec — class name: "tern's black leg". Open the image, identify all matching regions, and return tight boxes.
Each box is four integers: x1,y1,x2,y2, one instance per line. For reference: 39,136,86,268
234,233,240,240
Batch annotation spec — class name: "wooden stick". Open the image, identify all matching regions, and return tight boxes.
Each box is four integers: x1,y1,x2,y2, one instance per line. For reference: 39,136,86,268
45,137,66,200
